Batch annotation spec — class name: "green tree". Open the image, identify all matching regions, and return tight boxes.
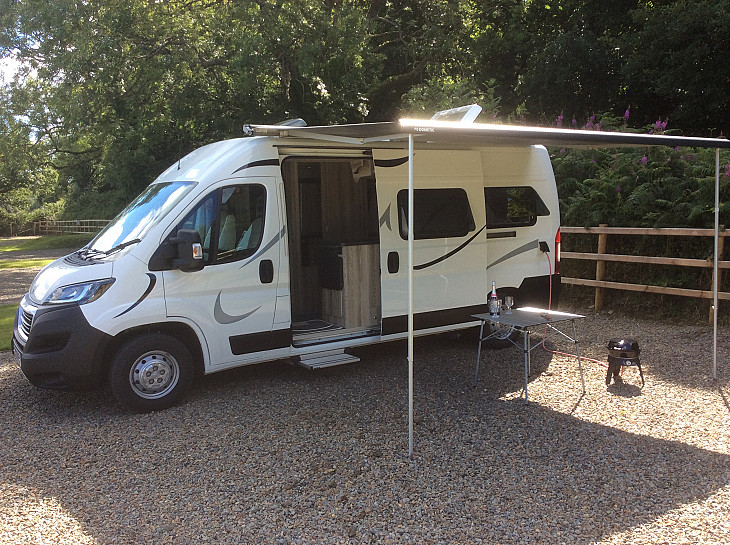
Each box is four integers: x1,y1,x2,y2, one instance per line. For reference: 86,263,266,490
622,0,730,135
473,0,641,122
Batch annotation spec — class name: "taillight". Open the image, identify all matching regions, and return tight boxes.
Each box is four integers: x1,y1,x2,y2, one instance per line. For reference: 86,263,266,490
554,228,561,275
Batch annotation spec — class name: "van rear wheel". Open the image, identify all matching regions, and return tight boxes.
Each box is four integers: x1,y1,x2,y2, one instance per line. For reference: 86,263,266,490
109,334,193,412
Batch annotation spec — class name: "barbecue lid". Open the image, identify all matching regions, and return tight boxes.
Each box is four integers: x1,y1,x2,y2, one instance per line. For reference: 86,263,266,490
607,337,641,355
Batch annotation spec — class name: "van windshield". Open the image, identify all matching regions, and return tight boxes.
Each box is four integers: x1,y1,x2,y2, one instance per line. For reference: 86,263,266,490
88,181,196,253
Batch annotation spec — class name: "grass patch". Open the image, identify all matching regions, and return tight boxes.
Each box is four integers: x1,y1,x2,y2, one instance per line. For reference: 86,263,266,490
0,234,93,253
0,258,55,270
0,304,17,351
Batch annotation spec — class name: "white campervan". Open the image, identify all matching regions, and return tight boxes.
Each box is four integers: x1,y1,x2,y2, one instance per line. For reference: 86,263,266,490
12,110,561,411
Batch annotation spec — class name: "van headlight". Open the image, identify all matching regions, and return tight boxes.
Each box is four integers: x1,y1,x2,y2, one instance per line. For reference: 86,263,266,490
43,279,115,306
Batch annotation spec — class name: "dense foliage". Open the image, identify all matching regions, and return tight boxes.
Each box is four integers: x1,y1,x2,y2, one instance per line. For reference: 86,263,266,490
0,0,729,235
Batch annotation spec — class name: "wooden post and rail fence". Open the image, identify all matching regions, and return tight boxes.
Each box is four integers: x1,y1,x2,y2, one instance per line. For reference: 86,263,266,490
33,220,110,236
561,225,728,324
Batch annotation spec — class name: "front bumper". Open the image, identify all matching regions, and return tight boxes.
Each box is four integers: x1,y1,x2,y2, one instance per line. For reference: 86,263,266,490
12,297,112,390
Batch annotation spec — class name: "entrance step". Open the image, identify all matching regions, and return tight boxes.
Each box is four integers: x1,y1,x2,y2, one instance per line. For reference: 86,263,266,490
296,349,360,370
292,326,379,347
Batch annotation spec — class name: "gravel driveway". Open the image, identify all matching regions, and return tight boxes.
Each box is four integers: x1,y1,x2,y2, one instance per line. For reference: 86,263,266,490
1,307,729,544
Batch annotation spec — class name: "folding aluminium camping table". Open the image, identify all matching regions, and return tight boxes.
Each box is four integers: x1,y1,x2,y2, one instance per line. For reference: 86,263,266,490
472,307,586,404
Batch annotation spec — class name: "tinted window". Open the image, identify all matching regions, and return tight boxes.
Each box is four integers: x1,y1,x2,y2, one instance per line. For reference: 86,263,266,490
484,186,549,228
397,188,476,240
178,184,266,264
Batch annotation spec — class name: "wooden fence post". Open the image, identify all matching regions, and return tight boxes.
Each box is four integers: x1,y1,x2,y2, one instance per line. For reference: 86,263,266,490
595,224,608,311
709,230,725,325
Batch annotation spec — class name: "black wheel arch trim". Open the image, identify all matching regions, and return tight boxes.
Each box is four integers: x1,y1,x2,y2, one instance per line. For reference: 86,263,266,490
114,273,157,318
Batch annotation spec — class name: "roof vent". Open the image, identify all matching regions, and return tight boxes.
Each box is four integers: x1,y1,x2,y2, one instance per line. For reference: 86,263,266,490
275,118,307,127
430,104,482,123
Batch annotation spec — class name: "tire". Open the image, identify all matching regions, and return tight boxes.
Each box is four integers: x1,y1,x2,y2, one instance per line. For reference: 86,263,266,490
109,334,194,412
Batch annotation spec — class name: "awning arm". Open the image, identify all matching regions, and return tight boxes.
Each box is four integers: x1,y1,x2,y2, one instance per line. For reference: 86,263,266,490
714,149,720,380
408,133,415,458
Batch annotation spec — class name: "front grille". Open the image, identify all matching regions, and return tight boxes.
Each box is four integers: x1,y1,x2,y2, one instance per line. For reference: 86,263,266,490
20,308,33,336
17,299,37,344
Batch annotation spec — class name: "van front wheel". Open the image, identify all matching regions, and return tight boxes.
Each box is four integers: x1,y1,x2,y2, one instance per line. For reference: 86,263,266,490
109,334,193,412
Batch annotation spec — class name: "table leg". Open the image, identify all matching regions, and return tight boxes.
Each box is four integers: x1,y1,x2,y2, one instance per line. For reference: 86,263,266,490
474,320,485,387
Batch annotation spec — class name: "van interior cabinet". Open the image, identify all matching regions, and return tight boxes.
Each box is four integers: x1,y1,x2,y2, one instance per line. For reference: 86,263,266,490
322,243,381,329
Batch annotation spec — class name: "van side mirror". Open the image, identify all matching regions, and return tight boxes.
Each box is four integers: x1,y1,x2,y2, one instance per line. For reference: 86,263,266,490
170,229,204,272
149,229,205,272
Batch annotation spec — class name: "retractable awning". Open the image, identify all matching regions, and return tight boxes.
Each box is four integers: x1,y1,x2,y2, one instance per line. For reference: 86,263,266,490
245,118,730,150
245,116,729,457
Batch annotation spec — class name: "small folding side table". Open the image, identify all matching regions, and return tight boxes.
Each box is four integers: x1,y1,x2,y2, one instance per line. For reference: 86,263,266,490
472,307,586,404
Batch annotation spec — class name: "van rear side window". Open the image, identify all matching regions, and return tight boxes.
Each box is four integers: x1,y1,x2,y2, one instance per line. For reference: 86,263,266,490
397,188,475,240
484,186,549,228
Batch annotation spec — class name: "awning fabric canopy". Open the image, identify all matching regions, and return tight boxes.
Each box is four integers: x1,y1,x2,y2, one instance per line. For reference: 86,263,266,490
245,118,730,149
245,117,727,457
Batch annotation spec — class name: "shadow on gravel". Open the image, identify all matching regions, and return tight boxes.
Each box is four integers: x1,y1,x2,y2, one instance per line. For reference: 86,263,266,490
719,382,730,415
1,339,729,545
606,379,643,398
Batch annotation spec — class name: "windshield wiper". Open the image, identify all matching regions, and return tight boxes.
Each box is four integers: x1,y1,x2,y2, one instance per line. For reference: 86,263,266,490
76,247,105,260
103,238,142,256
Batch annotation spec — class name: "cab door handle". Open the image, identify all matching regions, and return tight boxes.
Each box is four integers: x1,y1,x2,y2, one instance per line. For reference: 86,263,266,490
259,260,274,284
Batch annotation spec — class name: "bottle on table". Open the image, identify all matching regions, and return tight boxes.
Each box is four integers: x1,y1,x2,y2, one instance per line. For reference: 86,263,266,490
489,281,499,316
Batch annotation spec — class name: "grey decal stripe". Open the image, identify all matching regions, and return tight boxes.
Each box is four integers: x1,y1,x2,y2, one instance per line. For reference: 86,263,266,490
379,204,392,231
414,226,486,271
214,292,261,324
260,226,286,255
487,239,540,269
374,157,409,168
231,158,280,174
239,226,286,269
114,273,156,318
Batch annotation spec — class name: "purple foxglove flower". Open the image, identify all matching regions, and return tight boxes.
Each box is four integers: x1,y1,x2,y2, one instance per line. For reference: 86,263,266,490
623,108,630,123
640,156,648,164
